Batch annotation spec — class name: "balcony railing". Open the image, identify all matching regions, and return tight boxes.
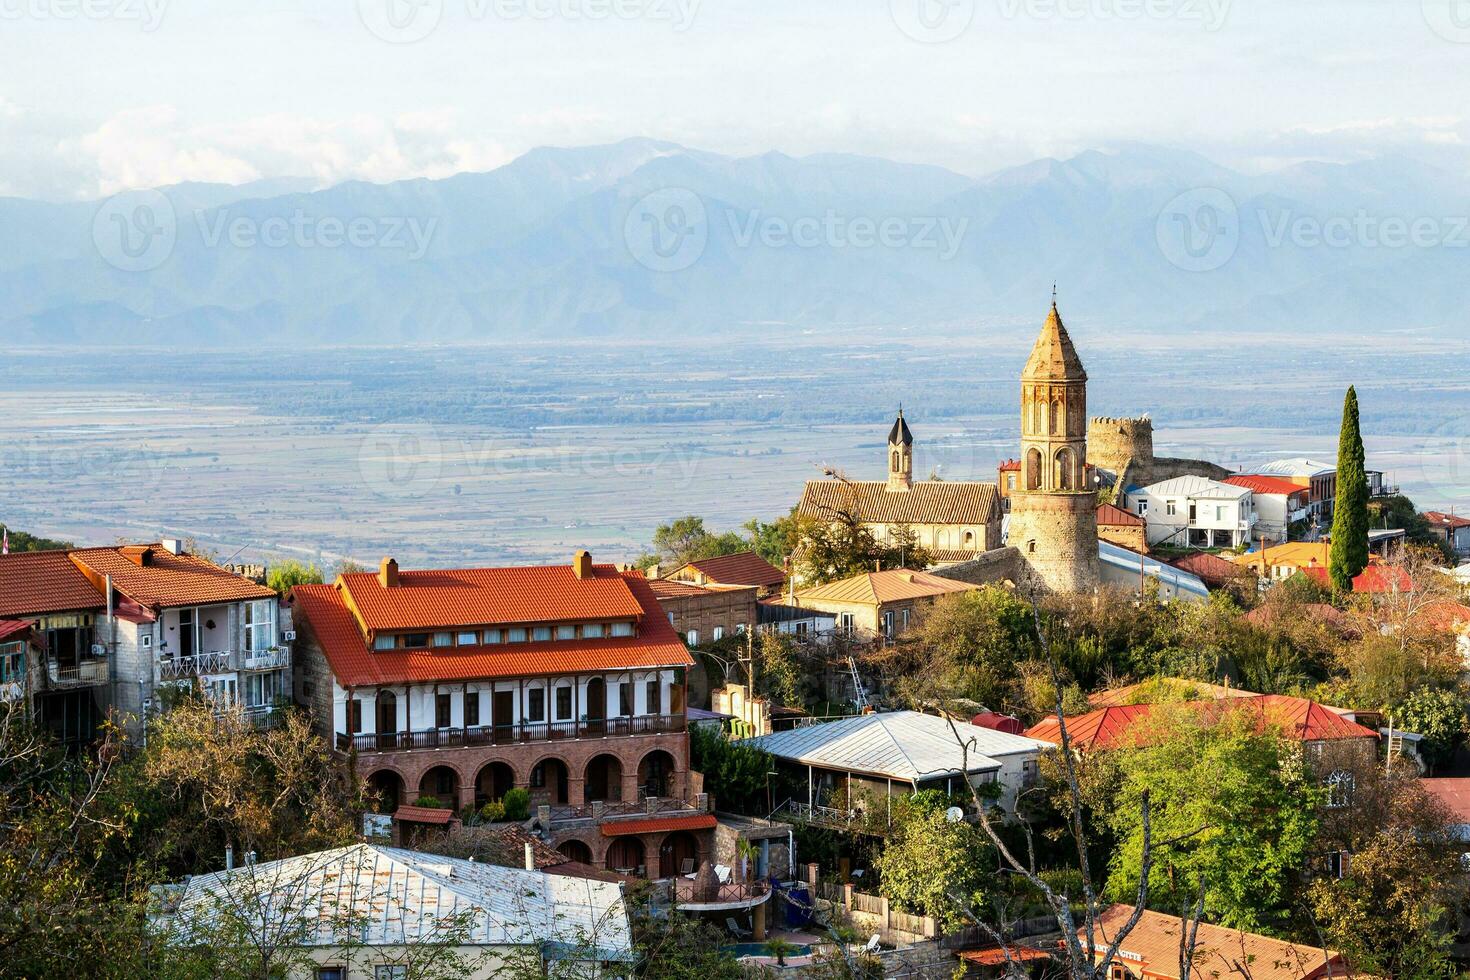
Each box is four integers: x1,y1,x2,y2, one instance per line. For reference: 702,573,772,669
157,651,233,679
670,878,770,907
47,658,110,686
335,712,687,754
547,795,700,823
241,648,290,671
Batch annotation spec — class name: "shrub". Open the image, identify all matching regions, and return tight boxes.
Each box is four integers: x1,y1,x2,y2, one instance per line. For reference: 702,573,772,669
412,794,443,809
479,800,506,823
502,787,531,821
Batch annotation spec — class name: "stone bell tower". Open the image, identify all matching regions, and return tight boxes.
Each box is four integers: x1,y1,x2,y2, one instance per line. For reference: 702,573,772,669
886,409,913,492
1010,301,1100,594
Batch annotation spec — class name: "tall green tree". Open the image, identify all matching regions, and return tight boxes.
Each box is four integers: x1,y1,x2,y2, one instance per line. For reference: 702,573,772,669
1330,386,1370,593
634,516,748,571
264,559,323,594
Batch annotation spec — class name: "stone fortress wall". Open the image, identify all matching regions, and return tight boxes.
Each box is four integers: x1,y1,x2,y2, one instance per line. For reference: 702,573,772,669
1088,415,1232,489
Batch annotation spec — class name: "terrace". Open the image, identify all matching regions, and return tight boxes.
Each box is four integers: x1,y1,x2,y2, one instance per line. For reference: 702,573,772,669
334,711,687,754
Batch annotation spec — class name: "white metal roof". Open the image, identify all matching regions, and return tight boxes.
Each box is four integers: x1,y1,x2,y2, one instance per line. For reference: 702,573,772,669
156,843,632,959
1138,475,1252,499
748,710,1053,782
1099,540,1210,600
1256,457,1335,478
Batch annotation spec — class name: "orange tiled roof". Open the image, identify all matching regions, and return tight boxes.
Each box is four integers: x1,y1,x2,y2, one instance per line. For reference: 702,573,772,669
796,568,977,606
1224,474,1312,497
340,564,645,632
1096,502,1145,527
1301,564,1413,594
393,805,456,825
646,578,716,600
292,569,693,688
0,550,105,617
1424,511,1470,531
1024,704,1156,750
599,813,716,837
958,946,1053,966
797,479,1000,526
69,546,276,609
1025,694,1376,749
676,551,785,589
1085,905,1343,980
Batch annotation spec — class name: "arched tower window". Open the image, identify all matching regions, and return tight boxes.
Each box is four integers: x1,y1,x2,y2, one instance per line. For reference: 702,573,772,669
892,451,900,470
1055,448,1076,490
1049,398,1061,436
1025,448,1042,491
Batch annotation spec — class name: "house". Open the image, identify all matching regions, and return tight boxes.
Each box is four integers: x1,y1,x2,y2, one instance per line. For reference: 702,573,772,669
150,843,633,978
751,710,1054,820
754,596,837,640
0,619,32,707
1098,541,1210,602
783,568,977,640
662,550,786,597
1096,502,1146,553
1079,905,1346,980
1087,678,1257,710
797,411,1003,565
1223,474,1311,543
290,551,719,879
646,578,757,649
1229,541,1333,585
0,541,293,742
1127,475,1255,550
1424,511,1470,557
1255,458,1337,522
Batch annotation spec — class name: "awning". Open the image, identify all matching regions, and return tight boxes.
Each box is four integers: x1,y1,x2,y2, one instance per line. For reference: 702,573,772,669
600,814,717,837
393,805,455,825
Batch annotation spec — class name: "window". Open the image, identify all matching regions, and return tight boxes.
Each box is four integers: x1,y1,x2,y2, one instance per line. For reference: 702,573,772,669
1325,850,1346,879
507,627,527,643
647,680,661,715
177,609,196,658
1137,500,1148,516
713,626,724,641
433,632,453,647
373,635,394,650
435,692,451,728
839,613,855,633
317,969,347,980
610,622,634,637
0,641,25,683
348,699,362,734
244,600,275,653
686,630,698,646
555,685,572,720
243,671,279,708
735,623,746,634
583,623,604,638
882,611,894,638
795,621,808,637
555,625,576,640
456,631,479,645
375,966,408,980
401,633,430,648
619,682,633,716
1215,505,1225,521
1325,769,1354,808
532,626,552,642
901,609,910,632
465,691,480,727
1165,500,1176,516
528,687,546,722
141,633,152,648
484,629,502,644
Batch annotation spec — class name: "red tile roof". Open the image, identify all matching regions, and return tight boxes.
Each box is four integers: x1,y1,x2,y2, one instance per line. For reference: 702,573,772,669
958,946,1053,966
599,813,716,837
646,578,718,600
1096,502,1145,527
1024,695,1376,749
1224,474,1312,497
675,551,785,589
0,550,106,617
997,458,1021,472
1301,564,1414,594
1418,601,1470,632
0,619,30,642
1420,778,1470,824
393,805,456,825
1085,905,1344,980
1424,511,1470,531
340,564,645,632
69,546,276,609
292,568,693,688
1024,704,1157,750
1167,551,1253,588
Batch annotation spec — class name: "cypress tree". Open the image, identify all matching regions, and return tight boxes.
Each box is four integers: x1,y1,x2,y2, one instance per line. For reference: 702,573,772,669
1330,386,1369,593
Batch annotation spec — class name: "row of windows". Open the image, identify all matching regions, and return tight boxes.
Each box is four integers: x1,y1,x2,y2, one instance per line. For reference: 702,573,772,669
373,620,636,651
347,679,664,730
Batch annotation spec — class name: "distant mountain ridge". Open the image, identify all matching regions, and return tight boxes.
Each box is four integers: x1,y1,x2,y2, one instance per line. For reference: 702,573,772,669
1,138,1466,346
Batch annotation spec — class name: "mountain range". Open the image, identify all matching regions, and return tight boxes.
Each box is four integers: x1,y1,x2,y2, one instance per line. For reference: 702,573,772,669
2,138,1467,346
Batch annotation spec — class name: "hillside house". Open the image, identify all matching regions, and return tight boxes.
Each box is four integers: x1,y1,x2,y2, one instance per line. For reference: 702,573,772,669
783,568,977,640
662,550,786,597
1424,511,1470,557
1224,474,1310,543
1127,476,1256,550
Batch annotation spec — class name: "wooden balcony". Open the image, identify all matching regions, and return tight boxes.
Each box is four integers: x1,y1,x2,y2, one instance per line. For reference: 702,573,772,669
335,712,687,754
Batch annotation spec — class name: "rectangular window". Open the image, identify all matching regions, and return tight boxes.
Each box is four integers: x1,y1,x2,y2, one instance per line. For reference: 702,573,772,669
465,692,480,727
243,671,279,708
713,626,724,641
901,609,910,632
507,628,528,643
1216,505,1225,521
555,625,576,640
555,685,572,720
373,635,394,651
1137,500,1148,515
402,633,429,648
177,609,196,658
436,692,451,728
244,599,275,653
529,687,546,722
583,623,604,638
456,631,479,645
882,611,894,637
532,626,552,642
839,613,854,633
686,630,698,646
317,969,347,980
433,632,453,647
375,967,408,980
619,682,633,716
348,699,362,734
141,633,152,648
484,629,503,644
1165,500,1176,516
795,621,808,637
610,622,634,637
646,680,661,715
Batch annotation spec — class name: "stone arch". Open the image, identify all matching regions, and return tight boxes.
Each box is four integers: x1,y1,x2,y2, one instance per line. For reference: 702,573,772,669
364,767,405,814
1055,447,1076,491
584,753,623,803
529,755,571,805
1024,448,1042,491
605,836,646,875
638,749,677,799
417,764,461,807
474,761,516,807
559,839,593,864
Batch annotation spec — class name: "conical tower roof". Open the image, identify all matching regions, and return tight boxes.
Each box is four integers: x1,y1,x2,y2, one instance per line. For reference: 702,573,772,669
888,409,913,446
1022,303,1087,382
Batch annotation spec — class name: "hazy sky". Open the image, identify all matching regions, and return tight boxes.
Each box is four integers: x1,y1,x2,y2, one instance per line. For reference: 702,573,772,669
3,0,1468,199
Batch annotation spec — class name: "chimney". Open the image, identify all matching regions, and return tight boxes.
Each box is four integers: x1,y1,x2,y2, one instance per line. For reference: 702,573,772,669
573,550,592,580
378,557,399,588
161,538,183,556
225,845,234,871
524,841,536,871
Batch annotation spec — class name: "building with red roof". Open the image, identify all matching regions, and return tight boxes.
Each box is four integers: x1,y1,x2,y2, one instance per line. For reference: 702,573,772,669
1423,511,1470,557
1224,474,1311,544
1096,502,1147,553
1300,563,1414,594
663,550,786,596
291,550,716,879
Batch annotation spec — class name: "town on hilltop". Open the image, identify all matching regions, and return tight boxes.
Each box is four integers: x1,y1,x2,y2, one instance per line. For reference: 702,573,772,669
3,304,1470,978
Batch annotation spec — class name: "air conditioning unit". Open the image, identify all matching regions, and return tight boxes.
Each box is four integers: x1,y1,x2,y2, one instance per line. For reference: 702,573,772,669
90,644,106,657
282,630,297,642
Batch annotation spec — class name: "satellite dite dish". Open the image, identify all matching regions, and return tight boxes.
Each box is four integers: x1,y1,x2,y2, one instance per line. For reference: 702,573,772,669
945,806,965,823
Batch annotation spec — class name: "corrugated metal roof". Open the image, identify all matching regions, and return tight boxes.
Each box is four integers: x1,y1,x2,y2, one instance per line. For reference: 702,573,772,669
161,843,632,957
1099,541,1209,599
797,479,1000,526
1256,457,1335,478
749,711,1052,781
1138,475,1251,499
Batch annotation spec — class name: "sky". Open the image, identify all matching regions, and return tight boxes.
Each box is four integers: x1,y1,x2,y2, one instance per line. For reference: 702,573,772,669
2,0,1469,200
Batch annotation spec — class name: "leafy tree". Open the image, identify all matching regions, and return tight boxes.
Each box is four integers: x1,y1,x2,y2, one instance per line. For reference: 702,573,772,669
1105,707,1322,932
264,559,323,594
875,793,996,930
743,510,801,567
0,525,73,552
634,515,748,570
1330,386,1370,593
1395,686,1467,772
688,725,782,816
501,787,531,821
789,478,931,585
754,630,804,708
